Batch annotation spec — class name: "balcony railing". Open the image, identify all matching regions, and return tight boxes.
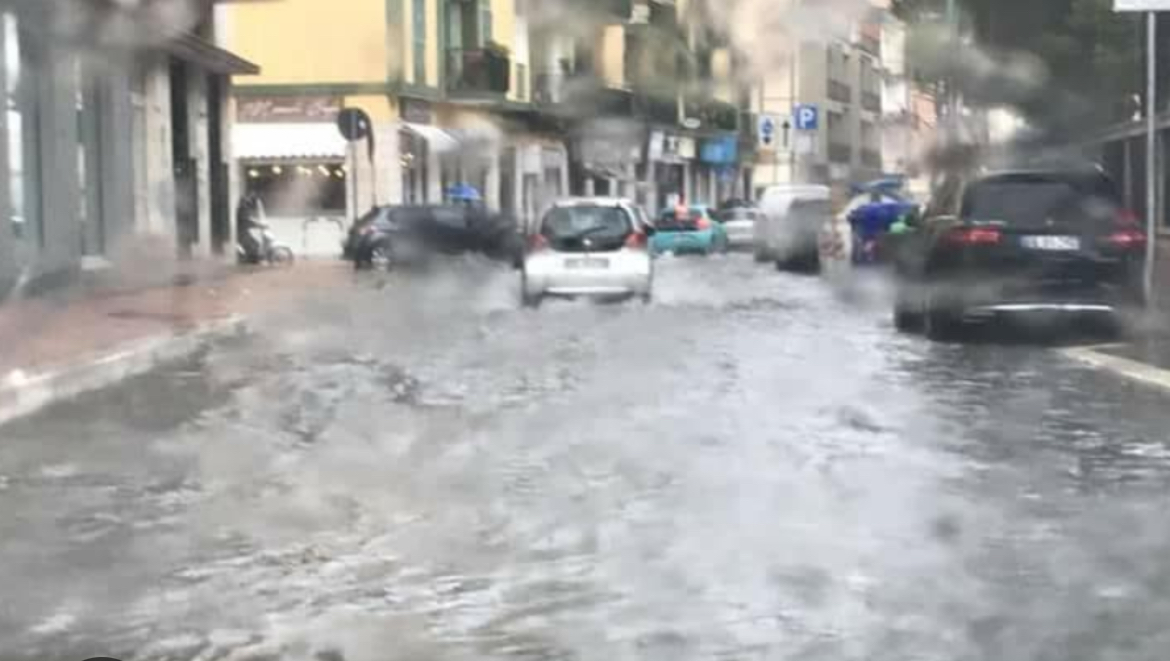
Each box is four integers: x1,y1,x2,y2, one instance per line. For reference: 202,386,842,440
829,142,852,163
861,91,881,112
828,80,852,103
446,48,510,97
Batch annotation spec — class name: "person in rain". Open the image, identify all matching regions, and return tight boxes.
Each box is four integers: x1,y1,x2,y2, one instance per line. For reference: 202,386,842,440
235,192,266,262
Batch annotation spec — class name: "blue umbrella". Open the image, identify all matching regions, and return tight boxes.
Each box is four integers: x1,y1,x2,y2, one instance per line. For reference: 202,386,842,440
446,183,482,201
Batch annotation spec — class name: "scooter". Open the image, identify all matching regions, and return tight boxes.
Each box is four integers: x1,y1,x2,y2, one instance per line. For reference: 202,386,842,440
237,221,294,266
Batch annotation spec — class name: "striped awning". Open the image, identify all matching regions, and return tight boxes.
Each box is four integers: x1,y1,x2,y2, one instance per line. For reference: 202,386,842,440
233,123,348,160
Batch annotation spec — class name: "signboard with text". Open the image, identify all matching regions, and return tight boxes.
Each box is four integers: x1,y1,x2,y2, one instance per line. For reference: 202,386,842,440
237,96,340,123
1115,0,1170,10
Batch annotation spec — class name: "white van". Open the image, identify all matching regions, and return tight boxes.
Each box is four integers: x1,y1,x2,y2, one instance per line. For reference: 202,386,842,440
753,184,833,270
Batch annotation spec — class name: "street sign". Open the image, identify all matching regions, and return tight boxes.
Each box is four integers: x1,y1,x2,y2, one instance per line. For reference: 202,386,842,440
1115,0,1170,10
758,114,778,148
794,104,819,130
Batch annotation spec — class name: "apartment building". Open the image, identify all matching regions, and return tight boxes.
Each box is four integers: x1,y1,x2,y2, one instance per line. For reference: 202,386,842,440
752,0,893,198
220,0,568,231
531,0,754,214
220,0,754,230
0,0,256,296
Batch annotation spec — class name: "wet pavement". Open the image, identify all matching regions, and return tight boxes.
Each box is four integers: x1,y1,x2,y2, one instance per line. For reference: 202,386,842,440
3,255,1170,661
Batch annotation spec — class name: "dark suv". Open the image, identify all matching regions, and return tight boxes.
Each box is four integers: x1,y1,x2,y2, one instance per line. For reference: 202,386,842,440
345,205,524,270
890,167,1146,340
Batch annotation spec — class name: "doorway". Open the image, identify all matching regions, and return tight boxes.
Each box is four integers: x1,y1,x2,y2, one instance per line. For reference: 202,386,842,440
169,57,197,258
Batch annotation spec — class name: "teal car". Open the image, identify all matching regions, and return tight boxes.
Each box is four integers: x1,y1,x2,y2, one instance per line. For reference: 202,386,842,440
649,206,730,256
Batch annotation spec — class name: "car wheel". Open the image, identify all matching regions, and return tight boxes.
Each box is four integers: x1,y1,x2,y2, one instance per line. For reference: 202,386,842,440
893,295,924,334
270,246,295,267
923,292,964,342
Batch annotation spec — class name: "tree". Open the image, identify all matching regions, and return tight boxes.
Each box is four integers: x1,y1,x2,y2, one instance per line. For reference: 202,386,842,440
896,0,1147,138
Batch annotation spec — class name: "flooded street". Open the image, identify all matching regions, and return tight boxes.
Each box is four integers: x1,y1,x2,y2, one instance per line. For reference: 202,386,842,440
4,256,1170,661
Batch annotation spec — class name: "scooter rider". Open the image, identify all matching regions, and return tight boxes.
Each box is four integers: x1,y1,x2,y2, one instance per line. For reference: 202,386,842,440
236,192,269,263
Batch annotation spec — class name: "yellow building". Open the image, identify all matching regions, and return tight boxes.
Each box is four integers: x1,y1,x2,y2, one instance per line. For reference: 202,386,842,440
217,0,753,239
217,0,569,237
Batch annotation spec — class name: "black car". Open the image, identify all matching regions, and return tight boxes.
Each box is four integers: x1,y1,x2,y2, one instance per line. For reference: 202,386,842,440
890,167,1146,340
345,204,524,270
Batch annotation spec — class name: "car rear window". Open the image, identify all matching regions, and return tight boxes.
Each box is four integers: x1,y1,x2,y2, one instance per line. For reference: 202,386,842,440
960,173,1120,227
541,205,632,241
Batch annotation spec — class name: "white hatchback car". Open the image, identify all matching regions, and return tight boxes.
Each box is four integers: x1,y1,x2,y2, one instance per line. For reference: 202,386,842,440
521,198,654,306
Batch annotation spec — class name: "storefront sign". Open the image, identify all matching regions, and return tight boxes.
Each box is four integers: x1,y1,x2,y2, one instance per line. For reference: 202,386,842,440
520,145,542,174
400,98,434,124
647,131,665,161
700,136,738,165
237,96,341,123
655,132,692,164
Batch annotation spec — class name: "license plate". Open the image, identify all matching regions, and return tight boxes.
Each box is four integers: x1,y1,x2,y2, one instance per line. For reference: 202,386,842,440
566,258,609,269
1021,235,1080,251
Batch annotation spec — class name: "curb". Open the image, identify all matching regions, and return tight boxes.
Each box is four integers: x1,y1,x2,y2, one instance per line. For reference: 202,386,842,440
1061,344,1170,393
0,315,248,428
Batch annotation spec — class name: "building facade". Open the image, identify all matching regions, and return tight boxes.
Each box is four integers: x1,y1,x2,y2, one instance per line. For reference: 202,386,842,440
0,0,256,296
220,0,754,231
220,0,568,238
751,0,902,199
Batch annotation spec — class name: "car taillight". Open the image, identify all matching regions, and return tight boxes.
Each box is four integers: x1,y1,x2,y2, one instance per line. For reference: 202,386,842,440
1106,209,1147,250
1105,227,1147,249
625,232,647,249
528,234,548,252
942,226,1001,246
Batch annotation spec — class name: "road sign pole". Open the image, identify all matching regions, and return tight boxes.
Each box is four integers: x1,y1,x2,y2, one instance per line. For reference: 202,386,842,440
1145,11,1158,307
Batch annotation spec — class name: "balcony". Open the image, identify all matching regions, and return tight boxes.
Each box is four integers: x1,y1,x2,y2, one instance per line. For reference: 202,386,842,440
704,101,740,132
828,80,852,104
446,48,511,98
829,142,852,164
604,0,633,21
861,91,881,113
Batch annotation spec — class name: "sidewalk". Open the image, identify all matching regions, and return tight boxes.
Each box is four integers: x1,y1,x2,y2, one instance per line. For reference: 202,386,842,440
0,261,349,425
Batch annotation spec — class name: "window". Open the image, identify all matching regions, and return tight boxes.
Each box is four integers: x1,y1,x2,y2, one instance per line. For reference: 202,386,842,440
479,0,492,45
413,0,426,84
515,62,527,101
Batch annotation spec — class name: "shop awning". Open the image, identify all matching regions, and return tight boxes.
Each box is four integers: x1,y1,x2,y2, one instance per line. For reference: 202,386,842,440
233,123,348,160
402,122,460,154
164,33,260,75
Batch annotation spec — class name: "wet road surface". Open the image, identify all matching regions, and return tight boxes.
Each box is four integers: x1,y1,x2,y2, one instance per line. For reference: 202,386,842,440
3,256,1170,661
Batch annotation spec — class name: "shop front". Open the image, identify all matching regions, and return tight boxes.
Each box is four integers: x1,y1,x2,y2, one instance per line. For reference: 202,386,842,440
647,130,694,212
234,96,350,256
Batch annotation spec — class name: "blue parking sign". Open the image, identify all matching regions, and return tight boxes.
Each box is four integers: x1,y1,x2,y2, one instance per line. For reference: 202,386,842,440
794,104,818,131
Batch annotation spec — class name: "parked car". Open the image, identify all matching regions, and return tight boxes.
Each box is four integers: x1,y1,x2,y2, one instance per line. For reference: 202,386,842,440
521,197,654,306
649,205,729,256
755,184,832,270
891,166,1146,340
715,207,762,250
345,204,524,270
